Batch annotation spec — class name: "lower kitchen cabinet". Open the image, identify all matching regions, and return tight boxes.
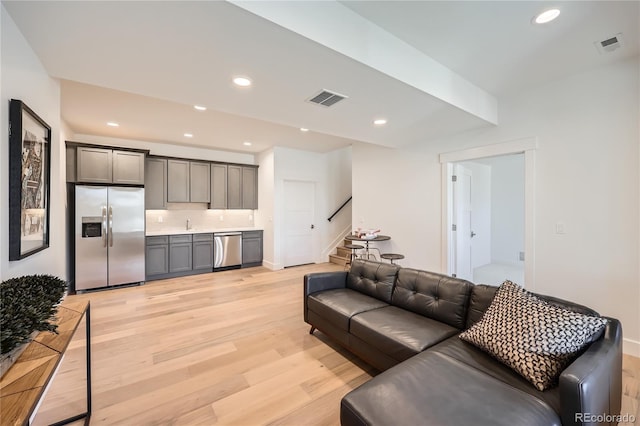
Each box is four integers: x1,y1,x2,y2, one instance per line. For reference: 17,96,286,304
146,236,169,277
242,231,263,267
169,234,193,273
193,234,214,270
147,231,262,280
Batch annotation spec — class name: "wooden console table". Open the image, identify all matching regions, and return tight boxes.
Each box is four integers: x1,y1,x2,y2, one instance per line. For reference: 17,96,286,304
0,300,91,426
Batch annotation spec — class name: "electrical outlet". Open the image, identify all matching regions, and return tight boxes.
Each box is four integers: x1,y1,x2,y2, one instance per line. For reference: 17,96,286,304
219,215,224,221
555,222,566,234
158,216,163,223
248,214,253,220
519,251,525,261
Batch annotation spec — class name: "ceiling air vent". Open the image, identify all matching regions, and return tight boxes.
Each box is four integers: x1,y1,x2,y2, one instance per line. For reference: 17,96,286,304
307,89,348,107
595,33,624,54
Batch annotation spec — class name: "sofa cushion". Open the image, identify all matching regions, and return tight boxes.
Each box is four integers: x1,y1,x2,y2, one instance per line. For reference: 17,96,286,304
341,351,561,426
459,280,608,391
429,336,560,414
350,306,459,362
392,268,472,329
307,288,388,332
346,260,399,303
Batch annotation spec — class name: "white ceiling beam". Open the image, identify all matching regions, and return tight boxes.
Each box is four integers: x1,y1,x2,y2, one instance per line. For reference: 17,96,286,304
229,0,498,125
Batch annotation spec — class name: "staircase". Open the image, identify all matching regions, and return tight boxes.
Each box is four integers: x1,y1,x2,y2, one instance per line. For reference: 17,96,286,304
329,239,354,267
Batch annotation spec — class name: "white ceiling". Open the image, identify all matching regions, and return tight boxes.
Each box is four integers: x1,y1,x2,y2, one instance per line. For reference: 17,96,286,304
3,1,638,154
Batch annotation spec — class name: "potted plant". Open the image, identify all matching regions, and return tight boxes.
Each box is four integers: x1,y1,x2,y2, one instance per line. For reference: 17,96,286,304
0,274,67,376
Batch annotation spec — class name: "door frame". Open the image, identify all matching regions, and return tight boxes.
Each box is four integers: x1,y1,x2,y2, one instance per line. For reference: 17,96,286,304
440,137,537,289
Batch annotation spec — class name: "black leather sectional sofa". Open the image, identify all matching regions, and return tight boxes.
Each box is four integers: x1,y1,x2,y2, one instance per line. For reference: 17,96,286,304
303,259,622,426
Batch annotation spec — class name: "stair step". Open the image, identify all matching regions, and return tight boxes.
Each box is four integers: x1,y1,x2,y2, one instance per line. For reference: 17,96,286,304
336,247,352,257
329,254,348,266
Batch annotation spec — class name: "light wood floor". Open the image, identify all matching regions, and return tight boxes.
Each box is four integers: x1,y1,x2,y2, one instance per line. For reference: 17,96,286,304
31,263,639,425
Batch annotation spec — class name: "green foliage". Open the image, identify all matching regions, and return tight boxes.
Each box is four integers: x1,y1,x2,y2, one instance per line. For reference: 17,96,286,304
1,274,67,355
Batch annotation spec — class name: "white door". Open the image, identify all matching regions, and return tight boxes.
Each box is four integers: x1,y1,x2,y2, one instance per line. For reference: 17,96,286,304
454,165,473,280
283,181,315,267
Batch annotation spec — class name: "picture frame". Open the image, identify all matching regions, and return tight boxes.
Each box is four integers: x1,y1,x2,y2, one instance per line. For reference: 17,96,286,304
8,99,51,260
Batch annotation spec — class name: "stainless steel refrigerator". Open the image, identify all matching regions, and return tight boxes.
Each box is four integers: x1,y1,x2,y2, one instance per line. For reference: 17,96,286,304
75,185,145,291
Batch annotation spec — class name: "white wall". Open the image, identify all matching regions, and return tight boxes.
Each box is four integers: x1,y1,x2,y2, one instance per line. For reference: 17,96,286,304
1,6,66,280
256,149,275,268
266,146,352,270
487,154,525,265
352,58,640,355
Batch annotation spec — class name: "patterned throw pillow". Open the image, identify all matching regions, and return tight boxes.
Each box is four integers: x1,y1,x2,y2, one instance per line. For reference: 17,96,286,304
459,280,607,391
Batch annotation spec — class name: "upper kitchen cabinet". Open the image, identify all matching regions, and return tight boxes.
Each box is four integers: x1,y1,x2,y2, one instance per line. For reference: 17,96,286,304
145,157,167,209
227,165,242,209
75,146,145,185
242,167,258,209
210,164,228,209
226,165,258,210
190,162,211,203
167,159,190,202
167,159,211,203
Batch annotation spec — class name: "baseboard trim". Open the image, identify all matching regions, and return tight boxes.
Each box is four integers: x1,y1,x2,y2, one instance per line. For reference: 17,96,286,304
261,260,282,270
623,338,640,357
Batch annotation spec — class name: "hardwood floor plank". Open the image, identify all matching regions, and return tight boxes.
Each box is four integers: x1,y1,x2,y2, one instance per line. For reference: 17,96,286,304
29,263,639,425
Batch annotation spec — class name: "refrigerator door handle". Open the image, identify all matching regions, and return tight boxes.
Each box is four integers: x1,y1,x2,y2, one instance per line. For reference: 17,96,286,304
108,205,114,247
102,206,108,248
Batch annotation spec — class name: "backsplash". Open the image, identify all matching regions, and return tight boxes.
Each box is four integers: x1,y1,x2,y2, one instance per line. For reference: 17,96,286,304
146,208,255,233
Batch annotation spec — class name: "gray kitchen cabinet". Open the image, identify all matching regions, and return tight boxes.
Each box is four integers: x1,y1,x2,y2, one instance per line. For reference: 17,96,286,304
190,162,211,203
77,147,112,183
210,164,227,209
113,150,145,184
167,160,190,202
168,159,212,203
242,230,263,267
169,234,192,273
145,157,167,209
227,165,242,209
146,236,169,277
192,233,214,270
242,167,258,209
76,147,145,184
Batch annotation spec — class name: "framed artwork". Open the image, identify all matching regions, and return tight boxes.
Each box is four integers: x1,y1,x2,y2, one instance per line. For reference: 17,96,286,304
8,99,51,260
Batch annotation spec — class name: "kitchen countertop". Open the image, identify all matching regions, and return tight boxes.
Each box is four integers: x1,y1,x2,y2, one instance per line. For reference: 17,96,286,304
145,227,263,236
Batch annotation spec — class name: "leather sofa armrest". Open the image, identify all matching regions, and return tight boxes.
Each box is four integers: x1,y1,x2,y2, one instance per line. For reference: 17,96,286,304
304,272,348,323
304,272,348,296
559,318,623,426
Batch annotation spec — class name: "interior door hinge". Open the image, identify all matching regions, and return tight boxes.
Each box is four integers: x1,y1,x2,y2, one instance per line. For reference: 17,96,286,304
452,175,457,182
452,224,457,231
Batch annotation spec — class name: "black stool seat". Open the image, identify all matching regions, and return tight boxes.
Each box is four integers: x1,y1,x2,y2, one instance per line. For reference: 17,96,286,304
345,244,364,250
381,253,404,264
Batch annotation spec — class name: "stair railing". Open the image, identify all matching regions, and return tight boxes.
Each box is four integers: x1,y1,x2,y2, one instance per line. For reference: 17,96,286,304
327,196,352,222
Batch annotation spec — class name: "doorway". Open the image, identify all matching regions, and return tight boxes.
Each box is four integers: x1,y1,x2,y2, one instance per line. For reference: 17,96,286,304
283,180,316,267
440,138,536,288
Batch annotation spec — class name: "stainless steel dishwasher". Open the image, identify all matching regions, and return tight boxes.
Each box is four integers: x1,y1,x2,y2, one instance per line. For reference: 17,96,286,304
214,232,243,269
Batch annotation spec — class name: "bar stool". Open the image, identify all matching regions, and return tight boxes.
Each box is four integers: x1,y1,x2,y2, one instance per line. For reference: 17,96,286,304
344,244,364,269
381,253,404,265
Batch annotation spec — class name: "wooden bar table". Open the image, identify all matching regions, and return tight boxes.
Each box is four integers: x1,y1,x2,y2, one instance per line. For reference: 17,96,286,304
0,299,91,426
345,235,390,261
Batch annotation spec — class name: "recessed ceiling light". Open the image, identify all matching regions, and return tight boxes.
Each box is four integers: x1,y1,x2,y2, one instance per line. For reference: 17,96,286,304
194,105,207,111
184,133,193,138
243,141,252,146
300,128,309,132
533,9,560,24
233,76,252,87
107,121,119,127
373,119,387,126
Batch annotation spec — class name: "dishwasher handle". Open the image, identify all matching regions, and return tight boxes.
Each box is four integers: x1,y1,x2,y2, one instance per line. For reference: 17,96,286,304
214,232,242,236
